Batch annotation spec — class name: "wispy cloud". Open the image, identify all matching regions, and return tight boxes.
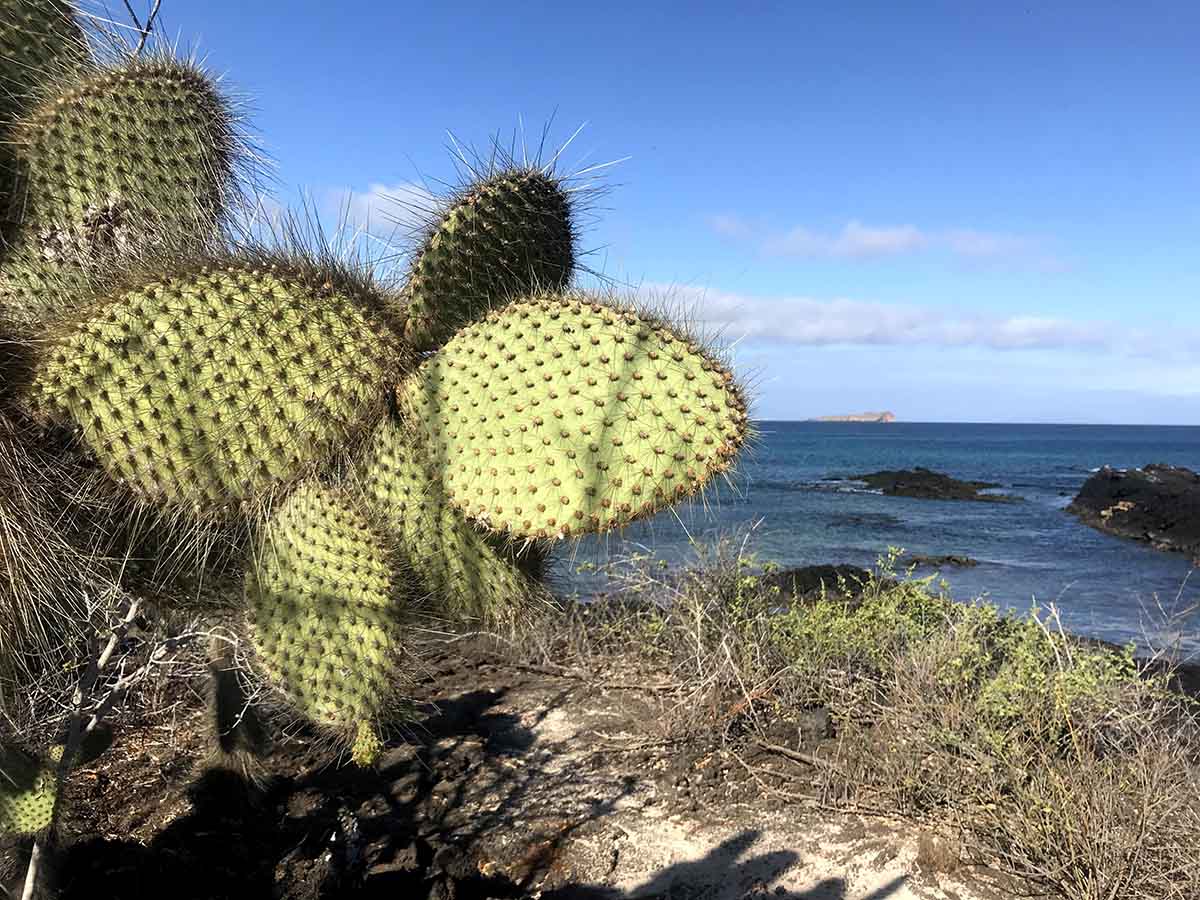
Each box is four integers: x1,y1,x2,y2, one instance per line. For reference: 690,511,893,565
323,182,437,238
648,283,1191,358
710,215,1064,270
763,221,927,258
707,213,756,240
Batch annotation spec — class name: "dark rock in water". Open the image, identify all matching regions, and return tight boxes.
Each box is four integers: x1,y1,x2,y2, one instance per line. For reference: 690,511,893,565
902,553,979,568
756,564,875,602
1068,463,1200,564
847,467,1021,502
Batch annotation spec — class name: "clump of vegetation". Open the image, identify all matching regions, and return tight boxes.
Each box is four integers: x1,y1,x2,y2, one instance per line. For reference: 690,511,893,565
531,544,1200,900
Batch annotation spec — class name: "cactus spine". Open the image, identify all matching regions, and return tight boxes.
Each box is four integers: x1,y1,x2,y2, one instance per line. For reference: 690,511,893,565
0,0,85,127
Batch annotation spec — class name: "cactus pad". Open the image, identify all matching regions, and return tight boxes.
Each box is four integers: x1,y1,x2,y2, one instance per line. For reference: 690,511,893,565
0,247,91,326
404,292,748,539
8,58,238,251
0,0,85,125
357,415,547,623
403,170,574,351
246,483,406,765
0,744,59,835
34,260,405,514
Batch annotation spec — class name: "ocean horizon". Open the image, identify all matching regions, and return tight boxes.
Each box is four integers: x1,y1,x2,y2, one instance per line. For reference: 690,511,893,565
555,421,1200,659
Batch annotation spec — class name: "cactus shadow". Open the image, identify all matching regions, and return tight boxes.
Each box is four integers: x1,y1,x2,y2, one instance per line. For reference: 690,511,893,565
52,685,540,899
408,686,536,754
57,767,284,899
534,829,910,899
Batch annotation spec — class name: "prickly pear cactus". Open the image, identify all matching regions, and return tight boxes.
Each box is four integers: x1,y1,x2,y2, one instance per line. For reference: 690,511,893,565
0,0,752,778
402,291,748,539
0,744,60,835
245,482,407,765
0,0,85,125
33,258,407,515
357,415,548,624
402,170,574,352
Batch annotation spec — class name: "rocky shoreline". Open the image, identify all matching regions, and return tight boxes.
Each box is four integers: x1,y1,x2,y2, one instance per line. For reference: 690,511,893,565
1068,463,1200,565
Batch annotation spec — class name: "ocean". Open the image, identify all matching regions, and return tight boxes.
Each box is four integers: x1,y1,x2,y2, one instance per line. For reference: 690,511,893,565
553,422,1200,658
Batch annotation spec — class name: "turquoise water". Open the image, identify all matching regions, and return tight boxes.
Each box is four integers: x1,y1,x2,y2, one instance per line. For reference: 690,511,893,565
553,422,1200,658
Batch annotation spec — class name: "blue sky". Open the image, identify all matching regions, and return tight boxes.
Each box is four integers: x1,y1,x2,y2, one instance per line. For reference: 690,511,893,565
125,1,1198,423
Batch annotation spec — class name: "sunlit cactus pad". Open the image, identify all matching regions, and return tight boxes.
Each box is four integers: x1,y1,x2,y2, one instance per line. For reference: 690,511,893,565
404,292,749,539
245,483,405,765
403,169,574,351
34,260,404,514
358,416,547,622
0,0,85,124
0,744,59,835
8,58,237,241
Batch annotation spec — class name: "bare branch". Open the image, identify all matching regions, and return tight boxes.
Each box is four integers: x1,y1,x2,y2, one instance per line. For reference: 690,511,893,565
134,0,162,55
20,597,208,900
120,0,143,31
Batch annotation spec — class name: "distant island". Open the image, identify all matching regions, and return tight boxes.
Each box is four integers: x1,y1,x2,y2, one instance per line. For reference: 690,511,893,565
808,411,896,423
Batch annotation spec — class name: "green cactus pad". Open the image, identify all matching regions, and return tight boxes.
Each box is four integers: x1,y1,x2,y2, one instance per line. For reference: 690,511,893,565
357,415,546,623
8,57,238,252
246,483,406,765
0,744,59,835
402,169,575,352
404,292,749,540
34,260,405,515
0,0,86,125
0,247,92,326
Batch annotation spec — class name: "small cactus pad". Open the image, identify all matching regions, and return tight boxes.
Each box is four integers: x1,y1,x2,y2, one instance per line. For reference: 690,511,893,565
34,260,405,514
246,483,405,765
0,246,91,325
9,58,237,245
403,292,748,539
0,0,85,125
0,744,59,835
403,170,574,352
357,415,546,622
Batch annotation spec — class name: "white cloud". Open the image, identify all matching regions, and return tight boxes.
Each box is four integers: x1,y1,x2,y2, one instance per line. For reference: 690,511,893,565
324,182,437,238
942,228,1031,259
711,216,1063,268
706,214,755,239
647,282,1192,359
763,221,927,258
